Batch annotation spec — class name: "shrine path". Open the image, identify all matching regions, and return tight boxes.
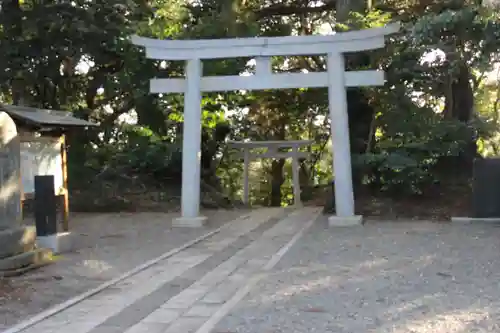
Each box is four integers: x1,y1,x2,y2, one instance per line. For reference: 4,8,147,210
6,207,500,333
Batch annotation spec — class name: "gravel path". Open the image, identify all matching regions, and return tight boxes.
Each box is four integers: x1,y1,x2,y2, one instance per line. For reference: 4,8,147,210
0,209,248,331
215,217,500,333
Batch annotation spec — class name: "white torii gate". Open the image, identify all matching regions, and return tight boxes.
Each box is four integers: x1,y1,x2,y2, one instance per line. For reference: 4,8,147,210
131,24,399,227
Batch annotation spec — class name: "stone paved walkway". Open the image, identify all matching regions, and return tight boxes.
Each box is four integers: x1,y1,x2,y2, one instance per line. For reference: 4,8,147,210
9,207,321,333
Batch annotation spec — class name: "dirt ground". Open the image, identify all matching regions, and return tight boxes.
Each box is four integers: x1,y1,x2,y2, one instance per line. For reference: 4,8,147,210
216,217,500,333
0,209,249,331
310,180,472,221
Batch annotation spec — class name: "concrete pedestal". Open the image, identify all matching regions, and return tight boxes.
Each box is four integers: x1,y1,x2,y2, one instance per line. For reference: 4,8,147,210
0,226,54,277
37,232,73,254
0,248,52,276
328,215,363,227
0,226,36,259
173,216,208,228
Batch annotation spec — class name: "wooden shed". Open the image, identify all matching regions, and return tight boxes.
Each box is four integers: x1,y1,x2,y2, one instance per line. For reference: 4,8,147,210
0,104,97,231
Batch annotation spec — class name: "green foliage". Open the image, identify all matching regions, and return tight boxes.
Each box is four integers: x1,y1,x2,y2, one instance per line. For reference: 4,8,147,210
2,0,500,211
355,91,470,194
355,121,468,194
78,124,182,189
474,81,500,156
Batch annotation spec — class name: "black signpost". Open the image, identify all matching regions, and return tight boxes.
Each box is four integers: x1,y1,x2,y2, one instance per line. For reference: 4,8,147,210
472,158,500,218
34,175,58,237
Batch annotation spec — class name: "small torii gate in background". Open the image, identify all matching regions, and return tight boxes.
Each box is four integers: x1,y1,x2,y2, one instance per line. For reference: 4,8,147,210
228,140,313,207
131,24,399,227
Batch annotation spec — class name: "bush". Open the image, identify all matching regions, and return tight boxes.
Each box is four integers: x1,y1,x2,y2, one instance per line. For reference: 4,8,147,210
354,107,470,195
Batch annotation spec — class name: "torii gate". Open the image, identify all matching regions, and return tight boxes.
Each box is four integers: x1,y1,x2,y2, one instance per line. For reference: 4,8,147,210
131,24,399,227
228,140,314,207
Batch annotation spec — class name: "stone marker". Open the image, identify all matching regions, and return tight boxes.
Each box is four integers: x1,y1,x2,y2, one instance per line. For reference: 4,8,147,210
0,112,52,277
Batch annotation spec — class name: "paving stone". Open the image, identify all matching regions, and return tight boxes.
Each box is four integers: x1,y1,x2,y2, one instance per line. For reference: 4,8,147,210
232,265,258,277
90,277,192,330
82,325,123,333
49,320,101,333
161,287,207,309
142,308,181,324
193,259,245,288
185,304,220,317
125,322,169,333
163,317,207,333
78,303,124,317
226,272,247,283
200,280,243,305
246,258,268,268
171,253,208,264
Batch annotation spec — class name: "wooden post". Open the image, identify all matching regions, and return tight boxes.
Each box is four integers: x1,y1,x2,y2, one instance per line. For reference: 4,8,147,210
242,147,250,205
60,135,69,231
291,146,302,207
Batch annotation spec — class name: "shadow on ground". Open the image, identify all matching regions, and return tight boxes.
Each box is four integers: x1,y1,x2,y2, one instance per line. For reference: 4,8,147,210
0,209,249,331
215,217,500,333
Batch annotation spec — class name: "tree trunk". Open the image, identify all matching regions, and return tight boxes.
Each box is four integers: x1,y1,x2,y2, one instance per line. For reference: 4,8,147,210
270,159,285,207
336,0,352,22
443,62,474,122
336,0,368,22
443,61,476,173
11,78,26,106
347,89,374,154
335,0,375,191
4,0,27,106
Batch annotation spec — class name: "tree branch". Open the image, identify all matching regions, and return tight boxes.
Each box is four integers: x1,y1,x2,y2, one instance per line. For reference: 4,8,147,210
254,1,336,19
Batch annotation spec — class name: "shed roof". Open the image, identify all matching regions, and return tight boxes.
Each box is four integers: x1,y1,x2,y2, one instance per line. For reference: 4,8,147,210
0,105,97,128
